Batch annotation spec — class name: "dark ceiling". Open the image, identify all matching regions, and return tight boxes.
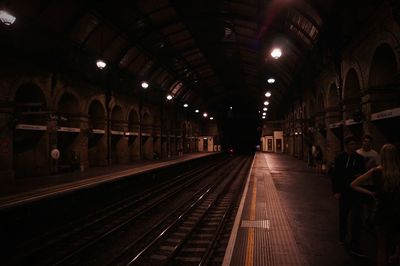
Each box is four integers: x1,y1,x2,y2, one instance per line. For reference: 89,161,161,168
0,0,382,122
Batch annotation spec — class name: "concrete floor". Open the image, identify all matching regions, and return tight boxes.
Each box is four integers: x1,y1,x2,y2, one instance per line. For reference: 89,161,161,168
263,153,375,266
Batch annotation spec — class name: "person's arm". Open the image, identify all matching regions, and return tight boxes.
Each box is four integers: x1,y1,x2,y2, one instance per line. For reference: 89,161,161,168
350,168,375,196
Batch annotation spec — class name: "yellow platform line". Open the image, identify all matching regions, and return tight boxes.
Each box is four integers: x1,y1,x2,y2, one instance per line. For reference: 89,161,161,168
245,175,257,266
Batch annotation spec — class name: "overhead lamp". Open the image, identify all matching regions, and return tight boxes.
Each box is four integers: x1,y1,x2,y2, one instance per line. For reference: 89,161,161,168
166,94,173,100
262,112,266,116
210,117,214,120
264,101,269,106
141,81,149,89
265,91,272,97
0,10,16,26
271,48,282,59
267,78,275,84
230,106,233,110
203,112,208,117
263,107,268,111
183,103,188,108
262,116,266,119
195,109,199,113
96,60,106,69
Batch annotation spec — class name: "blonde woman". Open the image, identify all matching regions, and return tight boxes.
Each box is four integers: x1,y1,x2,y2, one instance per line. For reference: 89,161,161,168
351,144,400,266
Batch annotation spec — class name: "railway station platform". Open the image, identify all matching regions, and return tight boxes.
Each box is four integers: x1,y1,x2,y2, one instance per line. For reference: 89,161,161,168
223,152,375,266
1,151,378,265
0,152,217,210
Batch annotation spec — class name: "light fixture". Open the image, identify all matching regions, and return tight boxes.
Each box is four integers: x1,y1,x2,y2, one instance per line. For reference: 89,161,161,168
141,81,149,89
203,112,208,117
267,78,275,84
262,112,266,116
271,48,282,59
195,109,199,113
183,103,188,108
264,101,269,106
262,116,266,119
263,107,268,111
210,117,214,120
0,10,16,26
265,91,272,97
166,94,173,100
96,60,106,69
230,106,233,110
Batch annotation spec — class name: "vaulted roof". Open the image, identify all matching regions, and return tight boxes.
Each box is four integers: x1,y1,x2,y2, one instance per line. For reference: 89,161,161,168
0,0,338,120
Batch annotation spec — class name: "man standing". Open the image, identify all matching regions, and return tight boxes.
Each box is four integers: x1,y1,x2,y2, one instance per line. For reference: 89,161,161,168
356,134,379,226
357,134,379,171
332,136,366,256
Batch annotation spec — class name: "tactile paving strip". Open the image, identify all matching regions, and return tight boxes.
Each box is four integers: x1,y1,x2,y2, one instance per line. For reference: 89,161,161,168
224,153,306,266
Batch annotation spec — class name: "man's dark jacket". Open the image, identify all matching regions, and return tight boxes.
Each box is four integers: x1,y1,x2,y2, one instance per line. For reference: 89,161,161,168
332,152,366,193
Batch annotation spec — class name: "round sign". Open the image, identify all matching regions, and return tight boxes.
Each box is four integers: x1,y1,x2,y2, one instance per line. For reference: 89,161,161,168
51,148,60,160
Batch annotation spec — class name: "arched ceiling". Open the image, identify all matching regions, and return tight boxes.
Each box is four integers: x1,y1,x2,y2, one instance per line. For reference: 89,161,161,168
0,0,338,120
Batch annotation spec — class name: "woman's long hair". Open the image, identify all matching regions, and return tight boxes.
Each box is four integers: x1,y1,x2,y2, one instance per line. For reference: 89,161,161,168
380,144,400,191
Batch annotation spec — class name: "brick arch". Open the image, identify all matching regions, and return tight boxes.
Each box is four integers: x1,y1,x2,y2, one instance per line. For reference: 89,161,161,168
128,107,139,124
111,105,124,131
88,99,106,130
343,68,361,100
142,111,153,125
142,110,153,124
368,43,398,87
56,91,81,114
85,95,106,116
54,87,82,113
327,83,339,108
12,81,48,110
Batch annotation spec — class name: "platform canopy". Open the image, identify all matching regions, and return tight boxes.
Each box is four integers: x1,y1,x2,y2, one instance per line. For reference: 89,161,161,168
0,0,369,120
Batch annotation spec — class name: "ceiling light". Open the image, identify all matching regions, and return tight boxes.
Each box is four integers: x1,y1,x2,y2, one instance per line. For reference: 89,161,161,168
265,91,272,97
141,81,149,89
264,101,269,106
271,48,282,59
166,94,173,100
96,60,106,69
210,117,214,120
262,116,266,119
195,109,199,113
267,78,275,84
183,103,188,108
263,107,268,111
203,112,208,117
230,106,233,110
0,10,16,26
262,112,266,116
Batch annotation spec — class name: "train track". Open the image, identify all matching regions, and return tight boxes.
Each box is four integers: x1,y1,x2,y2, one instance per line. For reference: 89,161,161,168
112,155,252,266
5,156,230,265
